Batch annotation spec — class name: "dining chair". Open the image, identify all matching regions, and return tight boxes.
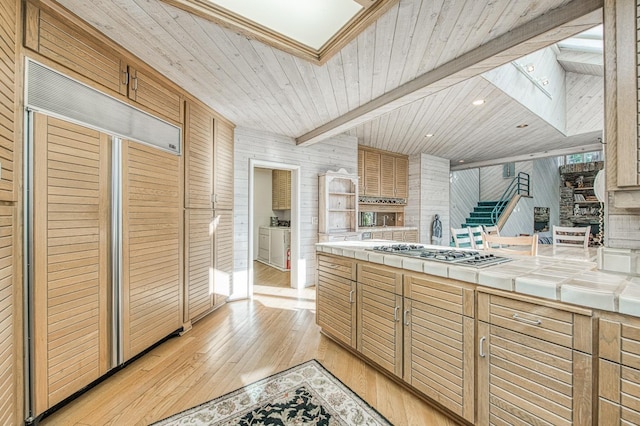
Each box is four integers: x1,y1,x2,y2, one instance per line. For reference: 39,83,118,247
483,225,500,237
451,227,473,248
552,225,591,249
482,233,538,256
466,225,485,249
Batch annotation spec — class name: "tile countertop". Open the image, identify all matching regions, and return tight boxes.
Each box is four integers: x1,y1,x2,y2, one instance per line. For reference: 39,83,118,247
358,226,419,231
316,240,637,318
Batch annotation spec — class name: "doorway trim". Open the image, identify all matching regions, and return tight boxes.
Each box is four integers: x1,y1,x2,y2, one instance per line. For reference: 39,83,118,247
248,159,301,296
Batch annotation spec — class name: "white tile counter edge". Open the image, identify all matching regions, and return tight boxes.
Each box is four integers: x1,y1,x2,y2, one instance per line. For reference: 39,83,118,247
316,241,635,318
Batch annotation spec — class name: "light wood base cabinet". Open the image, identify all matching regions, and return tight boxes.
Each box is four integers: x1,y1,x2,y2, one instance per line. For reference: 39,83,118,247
477,292,593,426
403,274,475,423
316,254,356,349
599,315,640,425
356,263,403,377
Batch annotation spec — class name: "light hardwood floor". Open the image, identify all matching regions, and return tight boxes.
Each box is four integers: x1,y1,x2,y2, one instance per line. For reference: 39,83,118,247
40,273,457,426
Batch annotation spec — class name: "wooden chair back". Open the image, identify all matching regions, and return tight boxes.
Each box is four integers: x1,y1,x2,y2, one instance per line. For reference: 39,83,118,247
451,227,473,248
482,234,538,256
483,225,500,237
467,226,484,249
552,226,590,249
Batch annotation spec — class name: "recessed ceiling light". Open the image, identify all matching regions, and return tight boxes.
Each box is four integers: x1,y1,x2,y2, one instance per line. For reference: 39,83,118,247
516,124,529,128
459,160,465,163
541,78,549,86
425,133,434,138
526,63,535,72
472,99,485,106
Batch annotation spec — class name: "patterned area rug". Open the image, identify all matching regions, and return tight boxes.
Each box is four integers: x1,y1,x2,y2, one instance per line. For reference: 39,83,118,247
153,359,392,425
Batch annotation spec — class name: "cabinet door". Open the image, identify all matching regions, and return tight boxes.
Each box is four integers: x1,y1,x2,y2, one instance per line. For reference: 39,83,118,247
477,322,592,426
32,114,110,414
404,230,418,243
599,318,640,424
184,101,214,209
404,274,475,423
213,210,233,306
356,263,403,376
363,150,380,196
214,120,234,210
316,254,356,348
24,5,127,96
394,157,409,198
122,141,183,361
184,209,214,322
270,229,285,268
0,0,17,202
380,154,395,197
127,66,183,124
357,283,402,377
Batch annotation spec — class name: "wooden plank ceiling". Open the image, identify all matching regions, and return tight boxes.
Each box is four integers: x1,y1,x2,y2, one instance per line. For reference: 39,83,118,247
56,0,603,164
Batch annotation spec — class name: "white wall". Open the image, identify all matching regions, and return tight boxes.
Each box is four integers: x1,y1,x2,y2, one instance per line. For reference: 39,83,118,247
415,154,450,245
480,161,533,201
253,168,275,259
450,169,479,228
233,127,358,298
532,157,561,230
501,196,535,237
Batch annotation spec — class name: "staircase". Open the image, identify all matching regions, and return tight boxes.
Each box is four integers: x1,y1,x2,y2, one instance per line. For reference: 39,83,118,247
463,201,505,228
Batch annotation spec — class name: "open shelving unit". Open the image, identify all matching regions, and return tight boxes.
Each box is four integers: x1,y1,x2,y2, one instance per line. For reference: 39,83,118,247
319,169,359,240
559,161,604,245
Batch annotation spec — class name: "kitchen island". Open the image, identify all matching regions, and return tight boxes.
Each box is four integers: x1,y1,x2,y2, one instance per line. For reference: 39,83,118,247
315,240,640,425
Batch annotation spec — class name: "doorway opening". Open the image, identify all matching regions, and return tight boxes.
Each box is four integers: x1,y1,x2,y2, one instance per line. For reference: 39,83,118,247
248,160,301,297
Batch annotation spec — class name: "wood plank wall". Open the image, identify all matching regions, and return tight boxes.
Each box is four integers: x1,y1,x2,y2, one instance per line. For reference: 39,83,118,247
480,161,533,201
450,169,480,229
0,0,18,202
233,127,357,292
0,206,15,423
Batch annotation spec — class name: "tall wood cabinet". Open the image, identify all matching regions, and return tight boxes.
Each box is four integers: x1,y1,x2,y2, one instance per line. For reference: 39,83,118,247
477,292,593,426
184,100,234,322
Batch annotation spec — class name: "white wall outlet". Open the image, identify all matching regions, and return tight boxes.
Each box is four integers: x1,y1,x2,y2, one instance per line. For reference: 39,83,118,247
311,217,318,225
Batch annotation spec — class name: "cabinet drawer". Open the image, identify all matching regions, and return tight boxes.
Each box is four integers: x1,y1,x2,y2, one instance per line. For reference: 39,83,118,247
478,292,591,350
357,262,402,295
404,274,474,317
259,227,270,236
317,254,356,281
258,248,269,261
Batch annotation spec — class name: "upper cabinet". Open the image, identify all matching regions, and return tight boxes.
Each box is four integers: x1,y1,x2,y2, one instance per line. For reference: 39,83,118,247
272,169,291,210
358,146,409,200
604,0,640,205
184,100,214,209
24,3,183,125
213,120,234,211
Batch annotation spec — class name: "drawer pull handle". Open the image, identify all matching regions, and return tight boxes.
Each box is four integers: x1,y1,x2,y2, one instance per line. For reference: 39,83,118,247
393,306,400,322
479,336,486,358
349,290,354,304
403,309,410,326
513,313,541,326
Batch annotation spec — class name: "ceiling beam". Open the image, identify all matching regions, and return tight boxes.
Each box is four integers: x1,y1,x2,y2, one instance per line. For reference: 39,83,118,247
450,142,603,171
296,0,603,146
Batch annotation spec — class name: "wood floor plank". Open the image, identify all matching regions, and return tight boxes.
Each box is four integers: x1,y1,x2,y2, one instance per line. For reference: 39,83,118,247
40,267,456,426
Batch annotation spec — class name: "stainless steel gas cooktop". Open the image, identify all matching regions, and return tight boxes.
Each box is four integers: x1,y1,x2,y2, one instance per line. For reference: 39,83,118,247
370,244,512,268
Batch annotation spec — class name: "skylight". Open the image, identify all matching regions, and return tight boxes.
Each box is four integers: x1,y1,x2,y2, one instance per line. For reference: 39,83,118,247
207,0,363,50
557,24,603,54
160,0,398,64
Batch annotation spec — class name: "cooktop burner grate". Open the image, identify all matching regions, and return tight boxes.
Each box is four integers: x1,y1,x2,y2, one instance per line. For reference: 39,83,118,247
369,244,512,268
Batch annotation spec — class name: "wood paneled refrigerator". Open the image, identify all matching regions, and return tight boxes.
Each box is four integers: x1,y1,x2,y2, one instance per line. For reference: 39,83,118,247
24,61,184,422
